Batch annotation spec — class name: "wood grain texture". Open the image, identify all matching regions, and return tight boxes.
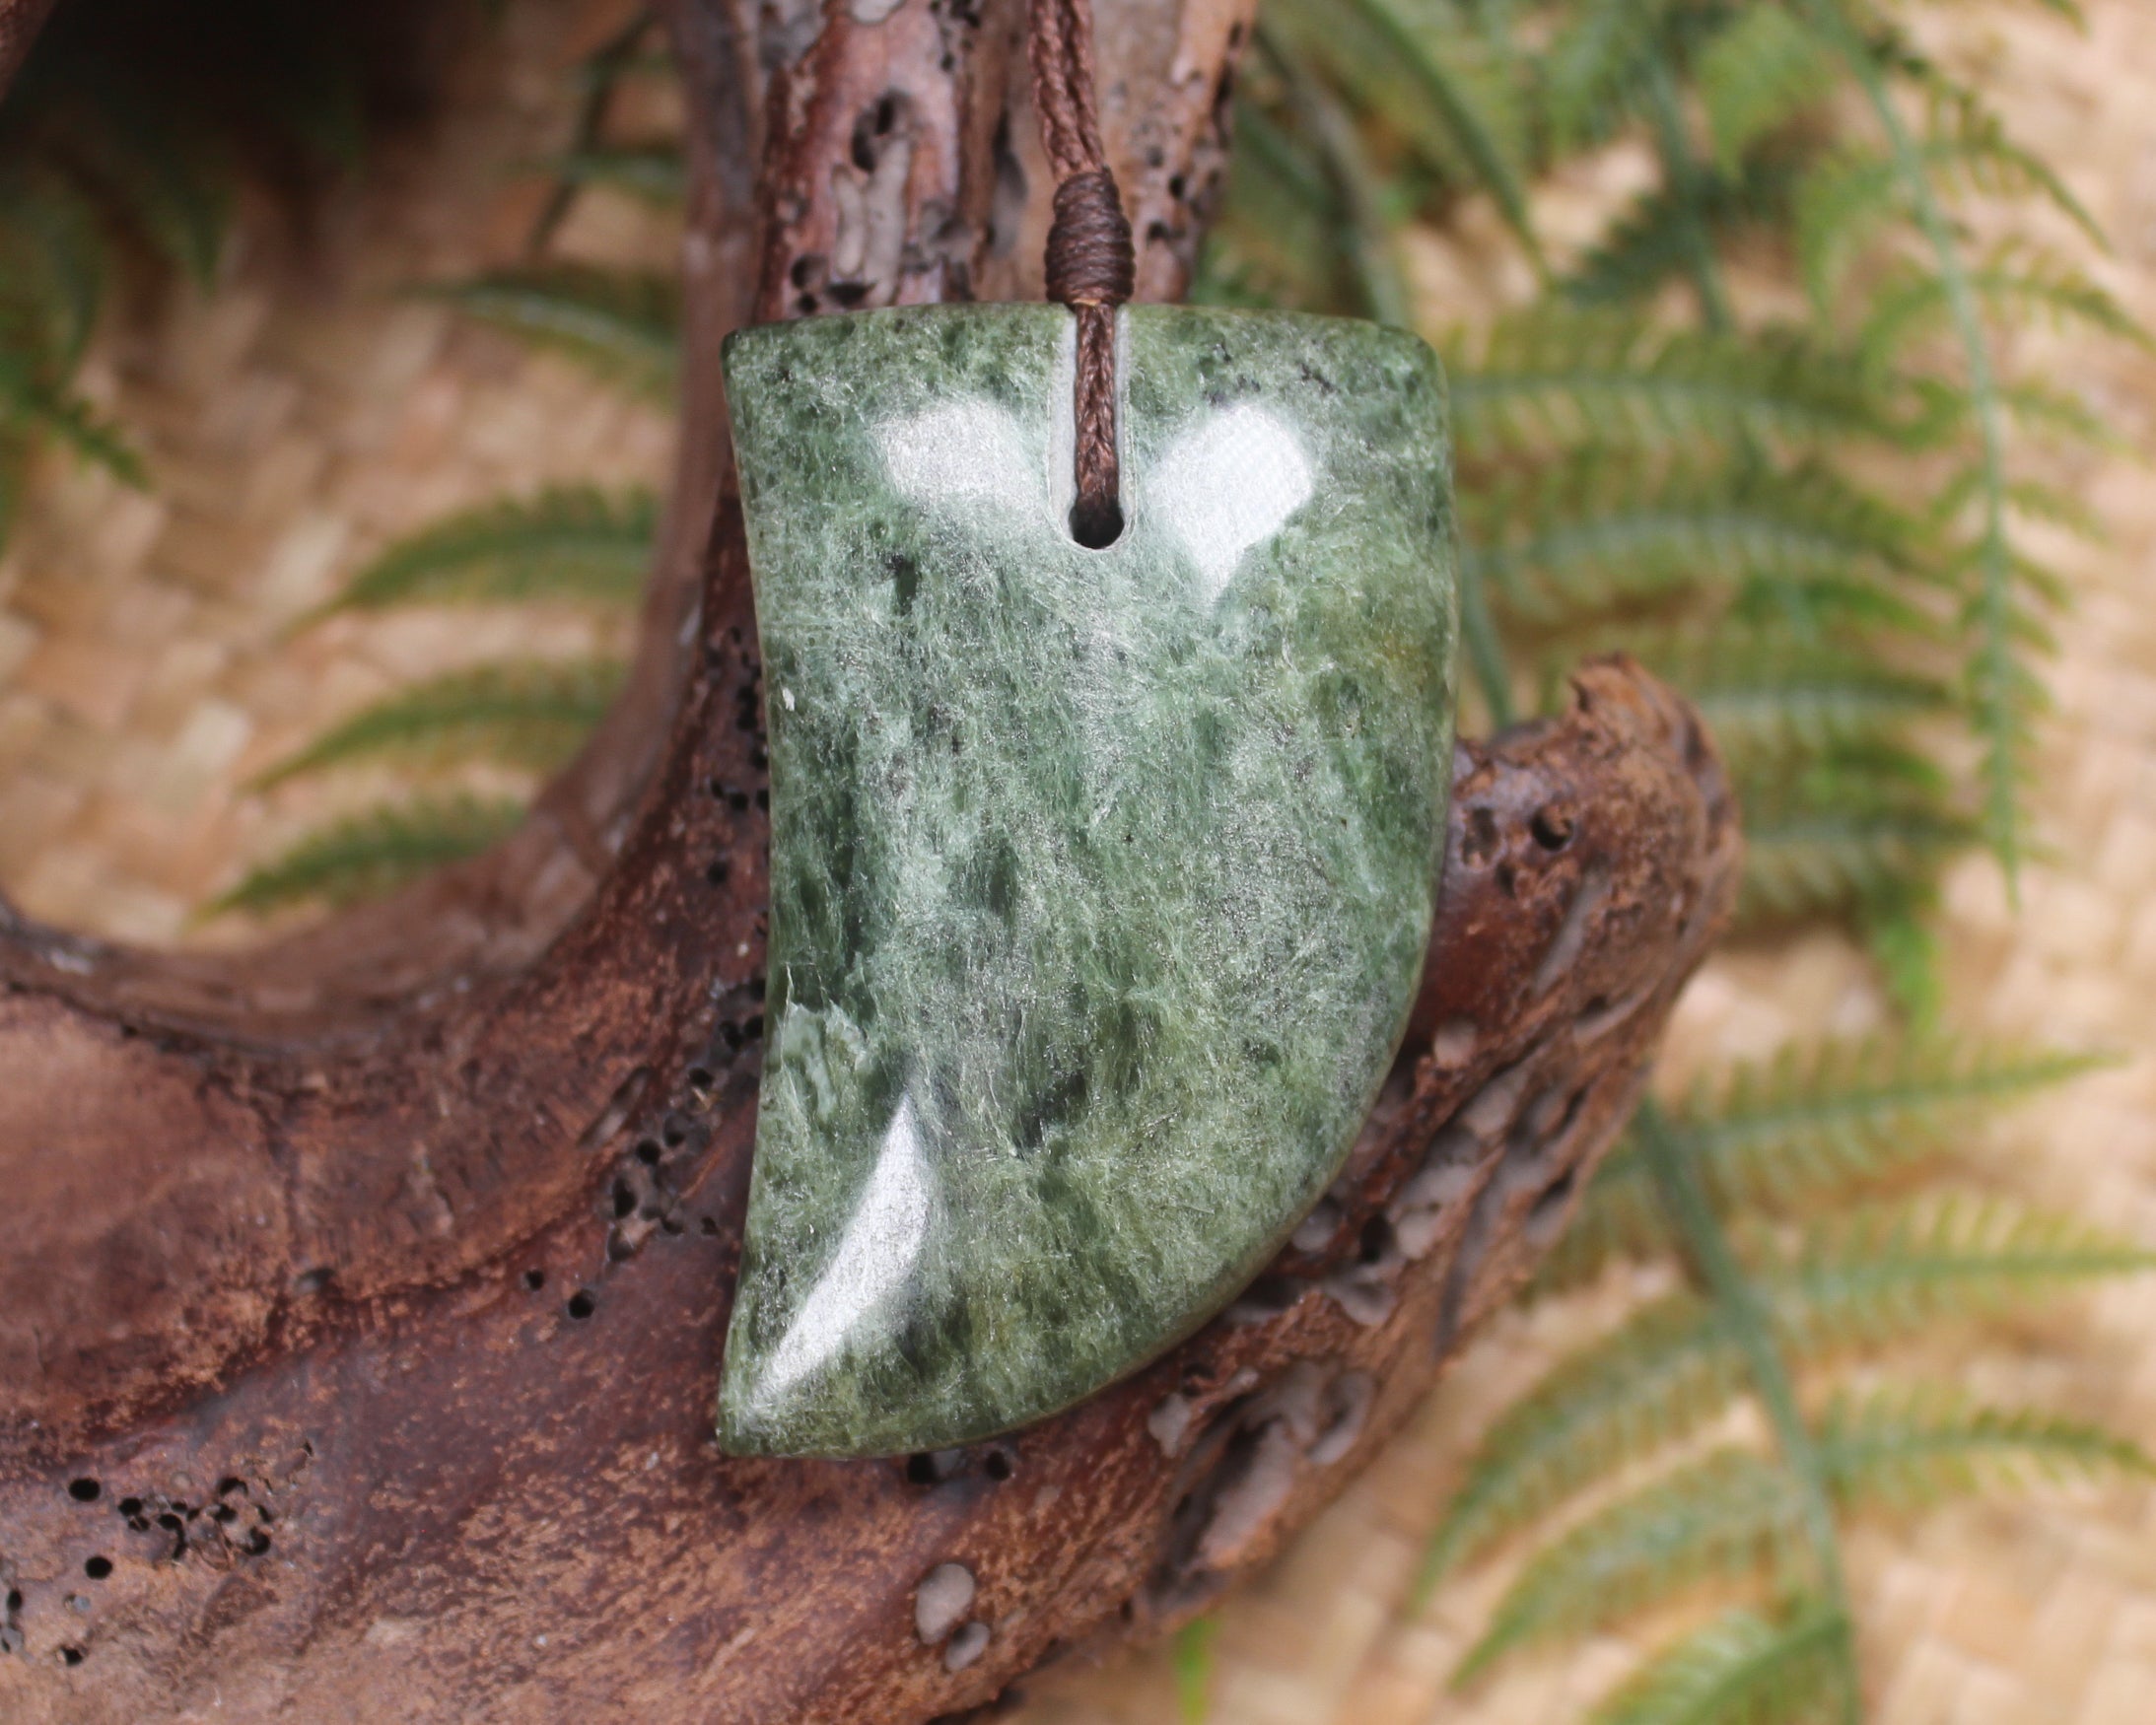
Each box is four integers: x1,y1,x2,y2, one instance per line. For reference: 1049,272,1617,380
0,651,1737,1722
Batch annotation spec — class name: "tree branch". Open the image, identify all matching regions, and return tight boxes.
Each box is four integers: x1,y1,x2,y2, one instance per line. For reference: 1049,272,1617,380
0,656,1738,1722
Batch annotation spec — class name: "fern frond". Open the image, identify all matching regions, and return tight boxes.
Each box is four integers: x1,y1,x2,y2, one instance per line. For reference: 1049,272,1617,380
1545,1038,2102,1287
1464,454,1935,626
1927,465,2108,544
1913,79,2106,245
210,795,526,917
1449,311,1917,457
1453,1450,1813,1686
1988,377,2130,451
1796,113,2103,317
1792,0,2084,889
1821,1385,2155,1509
1771,1200,2156,1354
1737,767,1975,924
1268,0,1542,266
1679,1038,2097,1211
1859,245,2154,372
1612,628,1952,767
0,352,145,485
1435,1197,2141,1587
252,658,624,788
0,162,112,364
1953,538,2046,878
1698,6,1838,175
1857,882,1945,1024
1259,25,1415,326
1458,1378,2149,1685
47,71,237,286
528,6,663,249
1194,100,1351,314
1415,1294,1744,1599
1586,1600,1849,1725
1540,0,1687,150
313,487,656,618
1564,157,1800,310
544,144,687,210
426,267,680,401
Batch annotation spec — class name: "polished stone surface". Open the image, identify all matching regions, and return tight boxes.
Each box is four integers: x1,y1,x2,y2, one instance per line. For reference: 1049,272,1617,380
717,304,1457,1456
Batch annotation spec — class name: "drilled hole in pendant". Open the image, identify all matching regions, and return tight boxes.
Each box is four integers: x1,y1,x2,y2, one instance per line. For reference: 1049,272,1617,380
1069,494,1124,550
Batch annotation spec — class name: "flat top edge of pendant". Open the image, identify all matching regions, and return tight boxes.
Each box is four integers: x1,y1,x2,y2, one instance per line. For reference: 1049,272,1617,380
720,302,1444,374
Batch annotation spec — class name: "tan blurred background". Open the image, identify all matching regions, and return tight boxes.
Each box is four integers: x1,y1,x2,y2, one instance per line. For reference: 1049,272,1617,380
1,2,2152,1721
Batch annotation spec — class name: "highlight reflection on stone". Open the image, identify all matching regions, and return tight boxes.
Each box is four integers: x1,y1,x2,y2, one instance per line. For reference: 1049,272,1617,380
717,304,1458,1457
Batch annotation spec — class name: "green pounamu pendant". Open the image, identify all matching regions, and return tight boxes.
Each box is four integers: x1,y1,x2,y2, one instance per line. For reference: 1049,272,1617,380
717,304,1458,1457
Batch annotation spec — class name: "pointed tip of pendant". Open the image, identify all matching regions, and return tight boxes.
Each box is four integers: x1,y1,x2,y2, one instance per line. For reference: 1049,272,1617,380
712,1340,889,1459
713,1352,803,1458
715,1340,1015,1461
710,1383,890,1461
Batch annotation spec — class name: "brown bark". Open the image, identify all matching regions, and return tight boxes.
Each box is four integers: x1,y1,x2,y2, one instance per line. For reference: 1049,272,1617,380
0,2,1740,1720
0,655,1738,1723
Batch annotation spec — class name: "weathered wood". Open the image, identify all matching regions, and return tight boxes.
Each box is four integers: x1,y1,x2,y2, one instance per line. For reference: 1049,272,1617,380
0,3,1739,1719
0,651,1737,1722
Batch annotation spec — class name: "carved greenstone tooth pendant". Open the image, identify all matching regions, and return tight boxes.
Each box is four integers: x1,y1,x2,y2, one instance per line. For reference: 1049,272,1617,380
717,303,1458,1458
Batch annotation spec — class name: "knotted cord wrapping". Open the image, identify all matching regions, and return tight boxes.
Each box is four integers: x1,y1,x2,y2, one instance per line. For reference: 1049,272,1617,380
1028,0,1134,546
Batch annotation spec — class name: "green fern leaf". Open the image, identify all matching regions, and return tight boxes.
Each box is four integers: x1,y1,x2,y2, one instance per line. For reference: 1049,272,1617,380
313,487,656,618
1564,157,1800,310
1821,1385,2155,1509
46,73,237,287
211,795,526,917
1913,79,2107,243
1464,454,1936,626
1449,311,1919,457
1458,1380,2148,1685
1859,881,1947,1025
1860,244,2153,372
1796,114,2105,318
427,267,680,401
544,144,687,211
1541,0,1688,150
1926,465,2110,544
1606,628,1953,768
1430,1196,2142,1590
1585,1600,1849,1725
1415,1295,1745,1600
0,351,145,486
0,162,112,365
1698,7,1838,175
1545,1038,2103,1287
528,8,667,249
1453,1451,1814,1686
1194,99,1352,314
252,658,624,788
1264,26,1417,327
1267,0,1542,267
1988,377,2132,452
1737,766,1975,925
1772,1200,2156,1354
1950,563,2050,876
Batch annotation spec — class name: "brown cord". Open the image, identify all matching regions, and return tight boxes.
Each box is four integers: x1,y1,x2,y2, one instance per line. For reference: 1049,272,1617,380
1028,0,1133,546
